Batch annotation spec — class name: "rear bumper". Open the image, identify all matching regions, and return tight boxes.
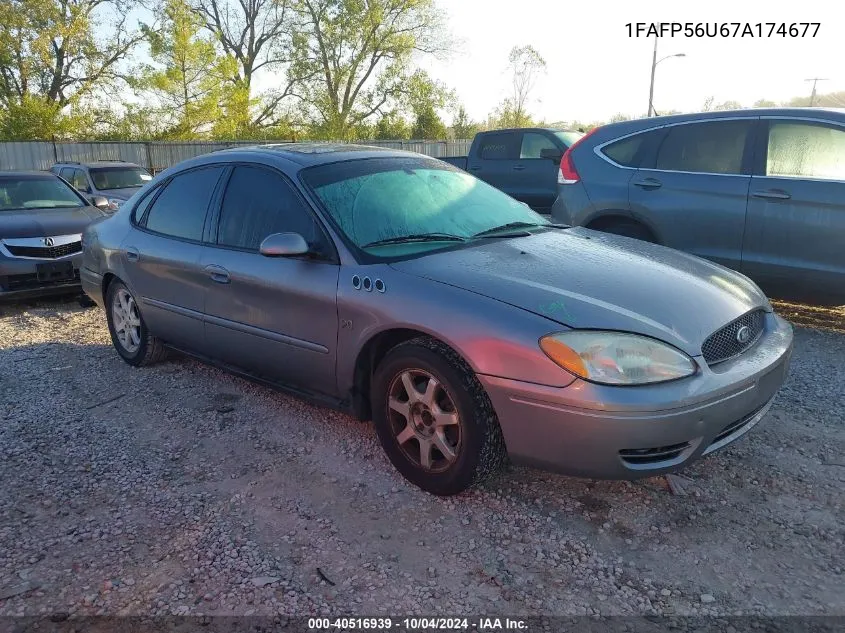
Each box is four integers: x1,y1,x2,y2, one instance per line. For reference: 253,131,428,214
480,312,793,479
0,253,83,301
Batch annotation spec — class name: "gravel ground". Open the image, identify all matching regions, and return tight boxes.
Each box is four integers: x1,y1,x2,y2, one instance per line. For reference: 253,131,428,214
0,297,843,618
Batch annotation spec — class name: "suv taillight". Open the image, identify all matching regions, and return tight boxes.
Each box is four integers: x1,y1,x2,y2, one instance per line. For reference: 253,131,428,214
558,128,599,185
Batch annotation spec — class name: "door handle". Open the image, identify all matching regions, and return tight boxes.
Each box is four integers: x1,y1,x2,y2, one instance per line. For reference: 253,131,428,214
125,247,140,262
204,264,230,284
632,177,662,190
751,189,791,200
468,165,481,171
513,165,526,171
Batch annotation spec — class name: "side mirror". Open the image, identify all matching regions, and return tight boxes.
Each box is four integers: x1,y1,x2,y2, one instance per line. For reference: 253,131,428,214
91,196,109,210
259,232,310,257
540,148,563,162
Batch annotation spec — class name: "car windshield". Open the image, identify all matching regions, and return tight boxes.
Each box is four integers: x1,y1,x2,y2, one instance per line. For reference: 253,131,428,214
302,157,548,257
89,167,152,191
0,176,84,211
554,130,584,147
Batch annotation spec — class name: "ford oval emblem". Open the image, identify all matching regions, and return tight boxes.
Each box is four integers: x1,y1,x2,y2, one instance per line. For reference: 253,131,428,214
736,325,752,344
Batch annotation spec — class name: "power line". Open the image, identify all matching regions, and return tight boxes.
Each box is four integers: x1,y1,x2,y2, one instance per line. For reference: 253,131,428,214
804,78,829,106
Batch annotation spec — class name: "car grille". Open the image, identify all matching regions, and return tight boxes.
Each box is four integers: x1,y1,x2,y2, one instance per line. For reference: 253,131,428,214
5,241,82,259
701,309,765,365
619,441,691,467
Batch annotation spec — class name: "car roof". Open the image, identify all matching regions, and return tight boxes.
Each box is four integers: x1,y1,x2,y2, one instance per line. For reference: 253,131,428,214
210,143,429,166
478,127,580,135
53,160,141,168
596,107,845,134
0,170,60,179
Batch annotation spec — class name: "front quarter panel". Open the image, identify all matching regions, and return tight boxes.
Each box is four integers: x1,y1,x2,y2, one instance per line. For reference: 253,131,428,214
336,265,577,393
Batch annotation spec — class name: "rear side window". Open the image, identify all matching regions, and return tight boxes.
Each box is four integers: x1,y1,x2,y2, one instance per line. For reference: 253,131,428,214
766,121,845,181
477,133,519,160
142,167,224,241
601,134,648,167
216,166,318,250
520,133,558,159
655,120,751,175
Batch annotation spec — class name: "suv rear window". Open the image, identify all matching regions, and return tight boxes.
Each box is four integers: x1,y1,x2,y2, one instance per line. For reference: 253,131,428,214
601,134,647,167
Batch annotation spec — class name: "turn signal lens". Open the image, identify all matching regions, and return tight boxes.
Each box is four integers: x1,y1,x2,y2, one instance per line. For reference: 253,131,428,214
539,331,697,385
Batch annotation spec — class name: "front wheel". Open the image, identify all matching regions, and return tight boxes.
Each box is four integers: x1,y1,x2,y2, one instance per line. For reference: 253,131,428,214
371,337,507,496
105,280,168,366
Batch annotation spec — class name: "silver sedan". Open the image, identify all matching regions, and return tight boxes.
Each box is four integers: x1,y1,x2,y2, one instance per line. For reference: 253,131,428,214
80,145,793,495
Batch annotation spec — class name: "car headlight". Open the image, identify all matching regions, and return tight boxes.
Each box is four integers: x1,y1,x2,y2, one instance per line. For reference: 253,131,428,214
107,198,123,211
539,331,697,385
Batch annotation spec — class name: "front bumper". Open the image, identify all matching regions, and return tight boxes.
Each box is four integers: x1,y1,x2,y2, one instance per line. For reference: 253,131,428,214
0,252,83,301
480,312,793,479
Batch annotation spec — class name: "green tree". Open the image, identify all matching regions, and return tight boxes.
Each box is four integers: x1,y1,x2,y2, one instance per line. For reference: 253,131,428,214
0,0,143,139
753,99,777,108
491,45,546,128
135,0,237,139
289,0,447,139
190,0,297,131
374,111,410,139
406,69,450,138
450,105,480,139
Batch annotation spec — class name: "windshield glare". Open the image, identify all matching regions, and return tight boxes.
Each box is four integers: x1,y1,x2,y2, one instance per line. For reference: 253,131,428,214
0,177,84,211
554,130,584,147
303,159,547,256
90,167,152,191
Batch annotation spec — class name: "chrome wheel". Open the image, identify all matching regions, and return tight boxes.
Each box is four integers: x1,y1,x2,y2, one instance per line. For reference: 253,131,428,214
111,287,141,354
387,369,462,473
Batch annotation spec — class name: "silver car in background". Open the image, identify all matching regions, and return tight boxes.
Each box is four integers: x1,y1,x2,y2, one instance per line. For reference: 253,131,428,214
81,145,793,495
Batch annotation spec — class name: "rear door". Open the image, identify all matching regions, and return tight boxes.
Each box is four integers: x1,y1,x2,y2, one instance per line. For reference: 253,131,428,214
628,118,757,271
122,165,227,352
200,164,340,393
466,132,521,198
742,117,845,302
515,131,564,212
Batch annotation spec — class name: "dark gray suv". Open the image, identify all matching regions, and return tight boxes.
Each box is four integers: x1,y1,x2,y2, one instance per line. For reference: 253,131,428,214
550,108,845,305
50,161,153,212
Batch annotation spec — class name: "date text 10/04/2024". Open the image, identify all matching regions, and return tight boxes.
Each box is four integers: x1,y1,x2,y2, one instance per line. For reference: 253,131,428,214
626,22,820,38
307,617,528,630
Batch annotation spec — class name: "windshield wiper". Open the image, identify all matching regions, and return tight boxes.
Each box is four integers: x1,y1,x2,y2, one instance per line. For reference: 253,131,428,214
473,221,571,238
362,233,467,248
472,221,544,238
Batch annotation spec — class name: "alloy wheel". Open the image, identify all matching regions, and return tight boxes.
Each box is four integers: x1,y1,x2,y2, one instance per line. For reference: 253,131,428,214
387,369,462,473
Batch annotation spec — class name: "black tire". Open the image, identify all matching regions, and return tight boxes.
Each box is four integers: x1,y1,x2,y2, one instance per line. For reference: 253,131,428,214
597,220,655,242
371,337,507,496
105,279,168,367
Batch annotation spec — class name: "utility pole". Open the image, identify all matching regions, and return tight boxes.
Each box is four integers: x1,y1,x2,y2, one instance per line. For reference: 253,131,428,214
805,78,828,106
648,37,658,117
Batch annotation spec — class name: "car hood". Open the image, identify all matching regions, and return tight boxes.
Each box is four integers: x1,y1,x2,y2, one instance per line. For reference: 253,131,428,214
0,206,106,238
389,228,770,356
102,187,142,200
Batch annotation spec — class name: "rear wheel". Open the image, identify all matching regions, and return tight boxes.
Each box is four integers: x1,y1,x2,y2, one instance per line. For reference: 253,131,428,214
105,280,168,367
371,337,507,496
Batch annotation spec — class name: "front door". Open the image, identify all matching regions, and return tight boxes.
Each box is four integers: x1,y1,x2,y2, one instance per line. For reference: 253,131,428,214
466,132,522,200
201,164,340,394
121,165,227,352
628,118,757,271
742,118,845,303
515,131,563,213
